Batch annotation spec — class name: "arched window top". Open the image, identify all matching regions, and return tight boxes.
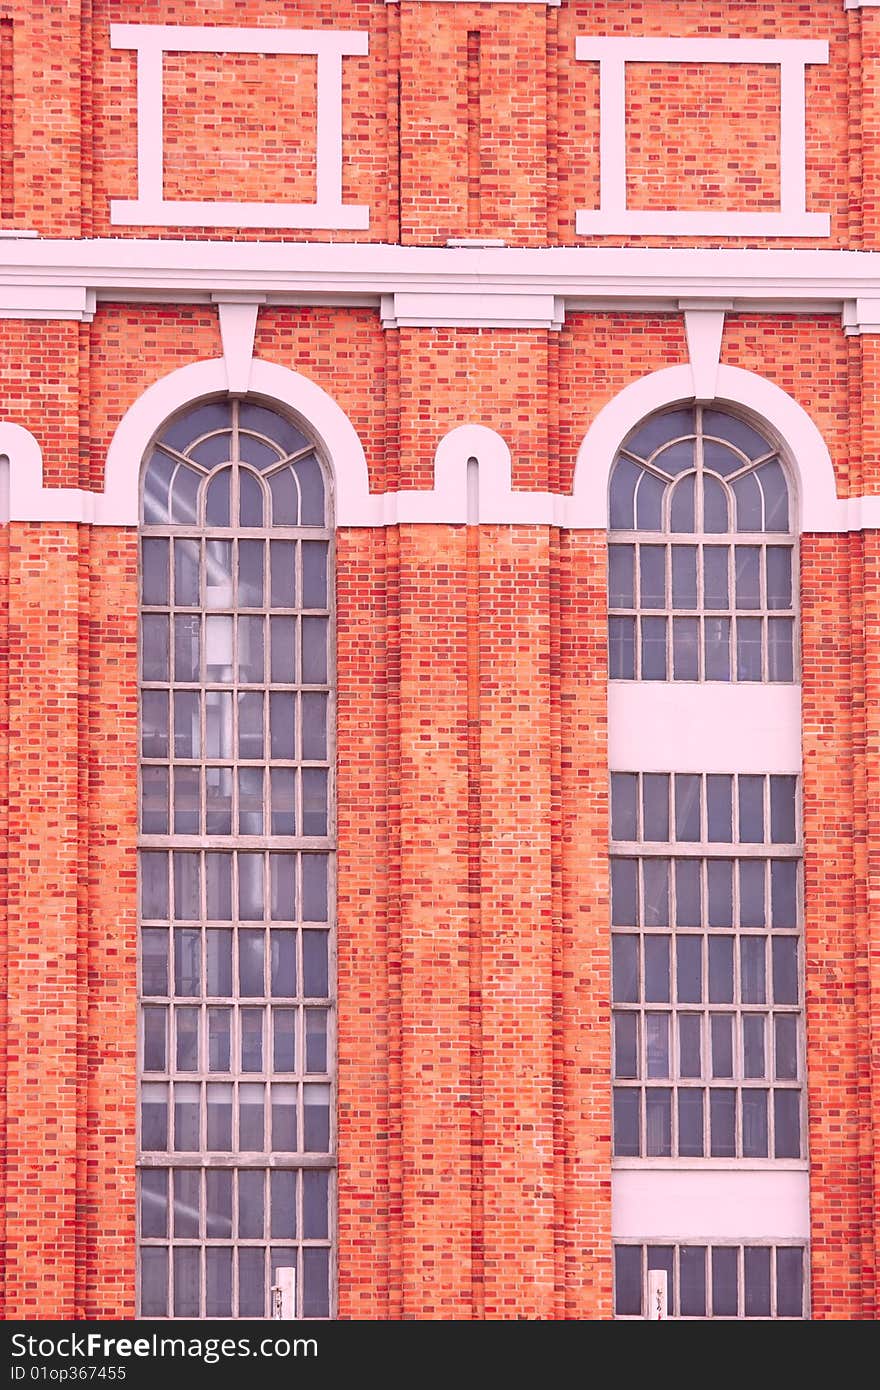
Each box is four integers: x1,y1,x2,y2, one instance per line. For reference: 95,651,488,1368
608,407,798,684
141,398,329,529
609,406,792,536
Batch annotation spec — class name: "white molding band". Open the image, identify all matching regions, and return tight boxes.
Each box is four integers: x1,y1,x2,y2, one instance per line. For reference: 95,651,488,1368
380,291,566,331
384,1,560,5
0,286,95,322
845,2,880,9
575,37,830,238
109,25,369,230
6,243,880,317
612,1170,810,1242
608,685,803,774
4,350,880,532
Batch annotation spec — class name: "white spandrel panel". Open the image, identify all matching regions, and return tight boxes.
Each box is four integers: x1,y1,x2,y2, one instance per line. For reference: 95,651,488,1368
608,683,802,773
612,1168,810,1241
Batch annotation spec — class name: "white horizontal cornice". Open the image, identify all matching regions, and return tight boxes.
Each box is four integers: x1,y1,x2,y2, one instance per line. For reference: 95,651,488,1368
4,244,880,325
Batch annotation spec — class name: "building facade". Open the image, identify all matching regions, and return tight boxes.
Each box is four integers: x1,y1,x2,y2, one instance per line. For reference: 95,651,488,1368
0,0,878,1320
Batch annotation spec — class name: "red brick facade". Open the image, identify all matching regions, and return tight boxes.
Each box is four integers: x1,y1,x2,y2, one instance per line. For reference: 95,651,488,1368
0,0,878,1321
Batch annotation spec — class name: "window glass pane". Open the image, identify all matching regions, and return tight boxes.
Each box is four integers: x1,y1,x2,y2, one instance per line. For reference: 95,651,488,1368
739,860,766,928
238,853,264,921
642,774,669,842
740,938,766,1005
672,617,699,679
269,466,299,525
274,1009,297,1072
303,1170,330,1240
674,859,701,927
774,1015,798,1081
208,1007,231,1071
735,546,761,608
708,938,734,1004
766,547,792,609
742,1088,768,1158
238,616,265,684
271,931,297,997
669,474,695,532
174,928,200,995
676,936,702,1004
671,545,697,609
645,1088,672,1156
173,1246,200,1319
703,547,729,608
237,691,263,759
239,470,264,527
204,767,233,838
608,545,635,608
704,616,731,680
776,1248,804,1318
742,1015,766,1079
611,773,638,841
238,1249,265,1318
736,617,763,681
142,690,170,759
302,768,328,836
241,1008,264,1072
206,852,232,920
270,693,296,760
302,542,329,609
706,775,732,842
641,616,667,680
238,1170,264,1239
612,935,638,1004
770,776,797,844
140,1169,168,1238
143,453,174,523
270,540,297,607
205,468,230,527
645,1013,669,1079
744,1247,772,1317
271,1170,297,1239
204,615,232,681
712,1246,738,1317
141,1084,168,1151
768,618,794,681
635,471,665,530
678,1089,704,1158
733,472,762,531
614,1013,638,1079
303,1249,331,1319
301,692,328,761
142,766,169,835
271,768,296,836
611,860,638,927
738,776,764,844
207,930,232,995
206,1248,233,1319
239,1083,265,1152
678,1015,702,1078
609,616,635,679
238,538,264,606
303,930,329,995
704,412,771,461
173,1083,200,1152
239,930,265,997
711,1015,733,1078
707,860,733,928
639,546,665,608
207,1083,233,1150
642,858,669,928
610,457,639,529
613,1088,640,1157
709,1088,736,1157
140,1248,168,1318
273,1084,299,1151
142,928,169,995
205,539,233,609
674,775,701,841
174,691,200,760
703,476,728,533
142,614,170,682
772,938,799,1006
774,1090,801,1159
302,617,328,684
625,410,695,460
756,461,789,531
271,616,296,683
295,457,325,527
271,854,297,921
175,1007,199,1071
680,1246,707,1316
238,767,264,835
644,937,670,1004
204,690,232,759
174,614,201,683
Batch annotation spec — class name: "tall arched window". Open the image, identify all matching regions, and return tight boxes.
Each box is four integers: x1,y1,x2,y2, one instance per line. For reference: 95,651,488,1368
608,407,797,683
137,398,334,1319
607,404,807,1320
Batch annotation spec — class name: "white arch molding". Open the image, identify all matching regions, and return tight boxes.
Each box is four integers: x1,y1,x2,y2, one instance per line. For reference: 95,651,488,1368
571,362,865,534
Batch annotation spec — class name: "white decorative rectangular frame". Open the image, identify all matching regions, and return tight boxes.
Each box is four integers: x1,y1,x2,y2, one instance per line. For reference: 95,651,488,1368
110,24,369,230
575,38,830,238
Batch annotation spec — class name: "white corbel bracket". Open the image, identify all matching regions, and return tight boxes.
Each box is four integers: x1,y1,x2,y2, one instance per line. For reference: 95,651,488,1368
842,298,880,335
380,291,565,331
0,286,96,322
213,295,265,394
